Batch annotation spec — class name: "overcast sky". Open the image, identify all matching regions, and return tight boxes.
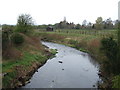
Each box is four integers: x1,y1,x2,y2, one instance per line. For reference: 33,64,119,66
0,0,119,25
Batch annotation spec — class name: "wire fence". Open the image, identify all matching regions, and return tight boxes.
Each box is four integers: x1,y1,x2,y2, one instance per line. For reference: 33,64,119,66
54,29,117,38
37,29,118,39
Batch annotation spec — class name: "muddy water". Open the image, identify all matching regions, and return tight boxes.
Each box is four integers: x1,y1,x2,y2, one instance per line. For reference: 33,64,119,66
22,42,100,88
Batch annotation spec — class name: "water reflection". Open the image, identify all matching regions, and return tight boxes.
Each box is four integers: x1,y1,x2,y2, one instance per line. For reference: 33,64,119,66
87,54,100,68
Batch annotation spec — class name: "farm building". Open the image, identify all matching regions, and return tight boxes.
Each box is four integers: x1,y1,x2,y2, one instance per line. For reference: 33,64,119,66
46,26,53,31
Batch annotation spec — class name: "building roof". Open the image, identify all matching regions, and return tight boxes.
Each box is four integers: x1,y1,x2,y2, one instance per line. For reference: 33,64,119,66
47,26,53,28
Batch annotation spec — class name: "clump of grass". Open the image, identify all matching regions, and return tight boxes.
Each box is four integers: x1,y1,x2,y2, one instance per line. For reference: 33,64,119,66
79,48,89,53
68,40,78,45
112,75,120,88
2,71,17,88
87,38,100,54
50,49,57,55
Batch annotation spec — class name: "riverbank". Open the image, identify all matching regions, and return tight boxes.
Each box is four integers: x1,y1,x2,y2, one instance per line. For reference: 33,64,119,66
37,32,105,62
22,41,100,88
36,31,114,88
2,33,57,88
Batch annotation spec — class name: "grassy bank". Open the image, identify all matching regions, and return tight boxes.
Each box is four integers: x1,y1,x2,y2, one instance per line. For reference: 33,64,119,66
35,29,118,88
2,33,57,88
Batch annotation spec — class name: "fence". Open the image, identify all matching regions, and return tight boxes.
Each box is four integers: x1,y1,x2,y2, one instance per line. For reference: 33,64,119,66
38,29,117,39
54,29,117,38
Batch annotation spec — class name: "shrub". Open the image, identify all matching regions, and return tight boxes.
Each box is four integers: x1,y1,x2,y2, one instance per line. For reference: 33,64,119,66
101,37,118,61
100,37,119,74
11,33,24,45
2,31,9,49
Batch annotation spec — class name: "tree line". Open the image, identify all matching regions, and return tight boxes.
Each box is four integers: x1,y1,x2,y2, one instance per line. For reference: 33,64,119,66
2,17,119,30
34,17,118,30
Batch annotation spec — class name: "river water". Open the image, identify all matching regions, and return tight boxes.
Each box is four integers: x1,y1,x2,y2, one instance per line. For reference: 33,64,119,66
22,42,100,88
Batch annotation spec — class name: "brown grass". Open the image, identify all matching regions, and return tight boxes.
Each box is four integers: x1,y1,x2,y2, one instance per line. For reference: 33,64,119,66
3,47,22,59
3,33,46,60
20,33,45,53
87,38,100,52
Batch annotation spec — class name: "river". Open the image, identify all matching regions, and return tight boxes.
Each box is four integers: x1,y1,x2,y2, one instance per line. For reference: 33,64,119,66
22,41,100,88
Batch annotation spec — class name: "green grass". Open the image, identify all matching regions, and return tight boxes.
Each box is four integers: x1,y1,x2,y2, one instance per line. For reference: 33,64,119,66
50,49,58,55
2,51,47,72
2,71,17,87
2,51,48,87
112,75,120,88
79,48,89,53
38,29,117,39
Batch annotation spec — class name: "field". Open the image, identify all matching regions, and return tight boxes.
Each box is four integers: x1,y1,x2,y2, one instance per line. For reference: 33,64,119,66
37,29,117,38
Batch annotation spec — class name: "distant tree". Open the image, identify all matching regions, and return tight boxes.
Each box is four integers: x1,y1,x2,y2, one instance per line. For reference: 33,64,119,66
103,18,113,29
114,20,119,29
16,14,34,33
54,23,59,29
69,22,75,29
59,21,64,29
75,24,81,29
82,20,87,28
37,24,48,29
92,24,95,29
102,21,107,29
55,20,75,29
87,22,92,29
95,17,103,30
